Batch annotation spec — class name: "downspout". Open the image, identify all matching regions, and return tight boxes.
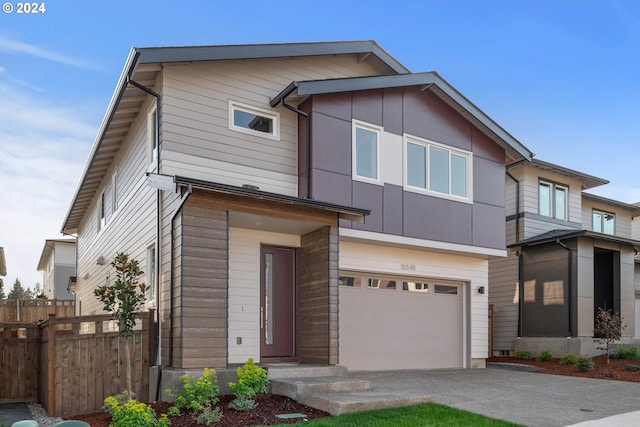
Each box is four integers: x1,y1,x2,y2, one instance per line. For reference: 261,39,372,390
272,93,312,199
126,76,163,365
556,239,573,337
506,161,524,338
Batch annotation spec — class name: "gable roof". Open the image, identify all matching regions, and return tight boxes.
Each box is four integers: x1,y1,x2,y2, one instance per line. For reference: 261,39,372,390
61,41,409,234
271,72,535,163
37,239,76,271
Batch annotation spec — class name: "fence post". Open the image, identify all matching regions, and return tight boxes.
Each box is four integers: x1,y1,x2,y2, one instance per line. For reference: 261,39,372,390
47,313,56,417
16,298,20,322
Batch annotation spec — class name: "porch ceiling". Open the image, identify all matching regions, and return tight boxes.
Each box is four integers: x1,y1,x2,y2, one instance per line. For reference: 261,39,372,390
229,211,321,235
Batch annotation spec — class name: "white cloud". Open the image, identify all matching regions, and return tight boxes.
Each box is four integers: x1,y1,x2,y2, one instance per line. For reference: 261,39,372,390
0,65,43,92
0,35,96,69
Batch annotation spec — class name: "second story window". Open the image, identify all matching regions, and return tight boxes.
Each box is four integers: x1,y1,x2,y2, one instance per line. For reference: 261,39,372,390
352,120,381,184
229,101,280,140
405,136,471,201
98,191,106,231
593,210,615,235
539,180,568,220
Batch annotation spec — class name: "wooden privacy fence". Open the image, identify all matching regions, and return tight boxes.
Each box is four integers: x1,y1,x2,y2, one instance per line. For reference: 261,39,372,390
0,311,154,417
0,299,75,323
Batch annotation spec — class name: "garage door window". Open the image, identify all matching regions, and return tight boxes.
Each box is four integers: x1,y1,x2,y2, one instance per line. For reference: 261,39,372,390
434,284,458,295
402,281,429,292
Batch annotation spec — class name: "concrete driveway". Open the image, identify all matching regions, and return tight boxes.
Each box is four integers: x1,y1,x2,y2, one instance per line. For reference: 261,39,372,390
349,367,640,427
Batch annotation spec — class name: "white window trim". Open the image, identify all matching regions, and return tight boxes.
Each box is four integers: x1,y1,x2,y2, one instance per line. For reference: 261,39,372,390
228,100,280,141
539,180,568,220
402,133,473,203
97,190,106,232
147,104,158,170
593,209,615,235
352,119,382,185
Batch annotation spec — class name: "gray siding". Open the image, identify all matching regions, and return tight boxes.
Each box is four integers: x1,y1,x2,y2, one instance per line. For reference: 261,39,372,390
488,254,519,352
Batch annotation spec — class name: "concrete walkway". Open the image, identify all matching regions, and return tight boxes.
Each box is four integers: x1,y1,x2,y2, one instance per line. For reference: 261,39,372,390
0,403,33,425
347,368,640,427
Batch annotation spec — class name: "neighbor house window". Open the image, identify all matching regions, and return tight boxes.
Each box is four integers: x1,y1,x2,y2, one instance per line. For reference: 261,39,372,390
148,105,158,166
146,245,156,302
539,180,568,220
593,210,615,235
98,191,106,231
352,120,381,183
405,136,471,201
228,101,280,140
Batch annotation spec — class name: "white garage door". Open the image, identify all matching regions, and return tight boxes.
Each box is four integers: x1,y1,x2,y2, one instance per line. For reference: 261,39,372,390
339,274,464,370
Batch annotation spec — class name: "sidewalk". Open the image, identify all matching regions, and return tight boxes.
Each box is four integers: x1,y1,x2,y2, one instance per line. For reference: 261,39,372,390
564,411,640,427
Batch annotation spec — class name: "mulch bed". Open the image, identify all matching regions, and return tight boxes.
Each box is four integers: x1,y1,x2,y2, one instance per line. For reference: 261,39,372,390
71,394,329,427
488,354,640,382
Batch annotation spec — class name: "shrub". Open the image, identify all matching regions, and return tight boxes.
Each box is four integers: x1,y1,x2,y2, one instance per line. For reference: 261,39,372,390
625,364,640,372
612,345,640,361
576,357,597,372
559,354,579,365
103,395,170,427
196,404,223,425
168,368,219,416
515,350,531,360
536,349,553,362
229,395,257,412
228,358,268,398
594,307,626,365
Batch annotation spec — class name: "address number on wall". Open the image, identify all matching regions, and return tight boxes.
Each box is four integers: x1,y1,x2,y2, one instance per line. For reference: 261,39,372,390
401,263,416,271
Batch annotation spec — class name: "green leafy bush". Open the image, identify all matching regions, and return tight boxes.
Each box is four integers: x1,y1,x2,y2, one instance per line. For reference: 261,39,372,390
228,358,268,398
103,395,170,427
536,349,553,362
229,395,257,412
196,404,223,425
612,345,640,361
515,350,531,360
559,354,579,365
167,368,219,416
576,357,596,372
625,364,640,372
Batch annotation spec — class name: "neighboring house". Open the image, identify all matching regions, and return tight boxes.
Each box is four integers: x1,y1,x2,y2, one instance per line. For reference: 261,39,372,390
36,239,76,300
0,247,6,290
489,159,640,356
61,41,533,374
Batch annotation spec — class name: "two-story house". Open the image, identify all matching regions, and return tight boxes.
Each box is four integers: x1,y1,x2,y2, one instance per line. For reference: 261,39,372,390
490,159,640,356
36,238,76,299
61,41,533,380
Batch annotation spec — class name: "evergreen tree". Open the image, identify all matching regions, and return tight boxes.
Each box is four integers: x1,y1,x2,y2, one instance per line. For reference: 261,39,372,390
7,278,31,299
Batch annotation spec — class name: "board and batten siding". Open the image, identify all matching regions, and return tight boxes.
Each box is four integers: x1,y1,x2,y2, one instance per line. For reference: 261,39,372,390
227,227,300,364
75,98,157,316
160,56,385,196
339,240,489,363
488,254,519,353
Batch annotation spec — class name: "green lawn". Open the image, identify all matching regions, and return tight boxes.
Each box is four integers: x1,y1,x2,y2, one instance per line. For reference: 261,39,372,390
284,403,525,427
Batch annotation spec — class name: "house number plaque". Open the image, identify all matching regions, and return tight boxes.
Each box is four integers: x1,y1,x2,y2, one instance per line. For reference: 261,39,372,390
401,263,416,271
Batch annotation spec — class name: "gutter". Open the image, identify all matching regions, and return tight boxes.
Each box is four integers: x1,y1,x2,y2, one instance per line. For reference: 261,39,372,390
270,86,312,199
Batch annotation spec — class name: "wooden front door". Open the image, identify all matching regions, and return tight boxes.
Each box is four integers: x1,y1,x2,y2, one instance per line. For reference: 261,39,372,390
260,246,296,361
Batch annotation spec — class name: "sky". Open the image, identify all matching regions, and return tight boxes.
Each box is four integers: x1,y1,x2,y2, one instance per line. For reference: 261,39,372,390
0,0,639,292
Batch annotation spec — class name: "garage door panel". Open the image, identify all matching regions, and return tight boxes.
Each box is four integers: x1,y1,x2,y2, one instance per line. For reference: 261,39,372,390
339,283,464,370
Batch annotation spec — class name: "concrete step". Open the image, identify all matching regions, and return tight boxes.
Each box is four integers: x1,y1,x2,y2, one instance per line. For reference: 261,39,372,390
265,364,348,380
298,389,434,416
270,375,433,416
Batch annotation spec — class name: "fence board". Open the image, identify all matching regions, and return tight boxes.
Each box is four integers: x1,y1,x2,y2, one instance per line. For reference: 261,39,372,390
0,311,153,417
0,299,74,323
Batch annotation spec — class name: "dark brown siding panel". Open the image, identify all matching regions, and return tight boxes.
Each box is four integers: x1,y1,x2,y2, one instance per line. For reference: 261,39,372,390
311,112,352,175
382,87,403,135
403,88,472,151
178,196,228,368
472,203,506,249
473,156,506,207
403,192,472,245
298,226,338,364
521,243,573,337
312,169,352,207
353,89,383,126
352,181,383,232
383,184,403,235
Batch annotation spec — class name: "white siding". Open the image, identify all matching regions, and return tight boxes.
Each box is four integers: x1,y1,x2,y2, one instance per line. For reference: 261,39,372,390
161,56,384,195
227,228,300,364
339,240,489,362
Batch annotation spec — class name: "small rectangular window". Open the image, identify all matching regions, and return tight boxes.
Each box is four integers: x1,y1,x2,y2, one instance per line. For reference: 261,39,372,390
148,105,158,166
593,210,615,235
229,101,279,140
434,284,458,295
98,191,106,231
402,281,429,292
112,170,118,212
353,121,381,183
339,276,362,287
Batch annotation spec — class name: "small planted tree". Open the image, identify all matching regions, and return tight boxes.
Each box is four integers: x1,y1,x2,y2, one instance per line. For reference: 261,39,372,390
94,252,147,399
594,307,626,365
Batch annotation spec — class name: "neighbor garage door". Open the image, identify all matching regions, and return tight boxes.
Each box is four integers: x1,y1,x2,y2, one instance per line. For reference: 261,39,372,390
338,273,464,370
